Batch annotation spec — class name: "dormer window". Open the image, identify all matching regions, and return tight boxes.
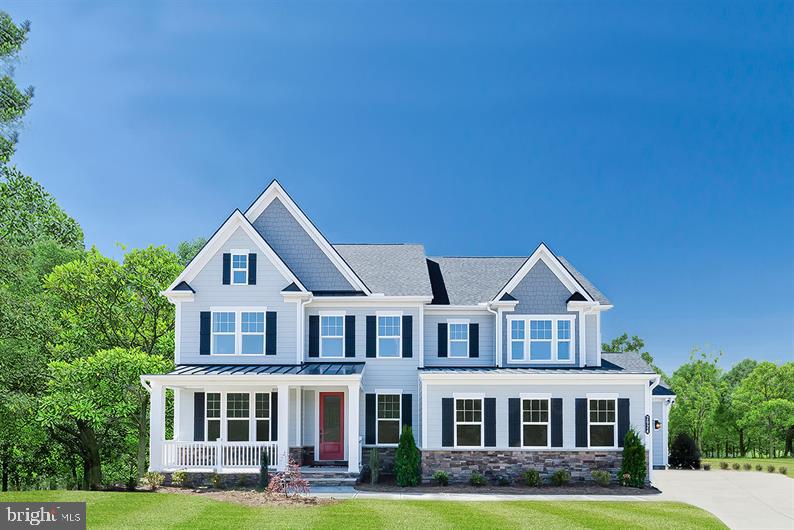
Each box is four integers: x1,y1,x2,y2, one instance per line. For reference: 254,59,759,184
231,252,248,284
508,315,575,364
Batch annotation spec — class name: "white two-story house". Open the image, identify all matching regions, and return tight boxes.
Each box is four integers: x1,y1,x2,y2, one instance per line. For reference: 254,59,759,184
142,180,674,484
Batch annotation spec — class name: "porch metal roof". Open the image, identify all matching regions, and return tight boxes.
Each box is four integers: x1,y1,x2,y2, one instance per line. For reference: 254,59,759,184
166,363,365,377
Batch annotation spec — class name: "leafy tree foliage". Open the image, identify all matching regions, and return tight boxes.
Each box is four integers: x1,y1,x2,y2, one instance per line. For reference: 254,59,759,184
0,11,33,163
176,236,207,267
602,332,669,384
669,349,721,447
394,426,421,486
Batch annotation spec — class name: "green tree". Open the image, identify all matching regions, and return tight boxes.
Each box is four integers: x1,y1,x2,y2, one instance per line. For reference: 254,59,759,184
37,348,172,489
619,427,646,487
393,426,420,486
669,349,721,448
176,237,206,267
0,11,33,163
602,333,669,384
713,359,757,456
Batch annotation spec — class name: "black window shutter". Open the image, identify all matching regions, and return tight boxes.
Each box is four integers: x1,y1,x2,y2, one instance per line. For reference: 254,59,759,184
402,315,412,358
438,323,448,357
365,394,376,444
193,392,205,441
575,398,588,447
469,323,479,358
200,312,211,355
345,315,356,357
222,253,231,285
308,315,319,357
508,397,520,447
484,397,496,447
618,398,630,447
265,311,277,355
248,253,257,285
441,398,454,447
401,393,412,430
551,398,563,447
271,392,278,441
366,316,376,358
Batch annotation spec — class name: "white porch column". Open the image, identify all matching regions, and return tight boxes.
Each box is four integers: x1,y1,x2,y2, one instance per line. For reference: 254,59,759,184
149,382,165,471
347,382,361,473
277,384,290,470
295,388,303,449
173,388,181,441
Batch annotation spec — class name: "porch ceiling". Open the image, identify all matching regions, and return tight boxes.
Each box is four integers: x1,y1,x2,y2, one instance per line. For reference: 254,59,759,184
165,362,365,377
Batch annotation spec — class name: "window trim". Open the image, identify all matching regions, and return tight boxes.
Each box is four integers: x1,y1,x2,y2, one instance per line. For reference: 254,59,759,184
205,392,221,442
225,392,251,442
375,392,402,447
230,249,250,285
319,312,346,359
447,319,470,359
375,312,403,359
210,307,268,356
587,395,618,448
506,315,576,364
205,390,272,442
453,397,484,448
520,395,551,448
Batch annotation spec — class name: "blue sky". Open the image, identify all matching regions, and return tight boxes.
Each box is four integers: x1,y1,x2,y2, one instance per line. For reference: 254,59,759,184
5,2,793,373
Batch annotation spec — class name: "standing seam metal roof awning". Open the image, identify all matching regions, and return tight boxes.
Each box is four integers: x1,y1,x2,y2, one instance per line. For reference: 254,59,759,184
164,363,365,377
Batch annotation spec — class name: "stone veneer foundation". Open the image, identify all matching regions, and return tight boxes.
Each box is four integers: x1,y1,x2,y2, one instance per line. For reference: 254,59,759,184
362,447,397,473
421,450,624,483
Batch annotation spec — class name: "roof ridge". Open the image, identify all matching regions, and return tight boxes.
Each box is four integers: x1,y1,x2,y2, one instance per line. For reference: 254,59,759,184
334,243,424,246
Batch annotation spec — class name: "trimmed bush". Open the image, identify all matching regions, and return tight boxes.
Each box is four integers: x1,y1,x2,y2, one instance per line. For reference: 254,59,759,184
469,472,487,487
432,470,449,486
731,463,740,470
210,473,222,489
669,433,701,469
497,476,511,487
591,470,611,487
779,466,788,475
742,463,751,471
620,428,646,488
550,469,571,487
719,461,729,470
369,448,380,485
703,463,711,471
767,465,776,473
171,471,188,488
394,426,421,487
259,449,270,489
522,469,541,487
755,464,763,471
143,472,164,491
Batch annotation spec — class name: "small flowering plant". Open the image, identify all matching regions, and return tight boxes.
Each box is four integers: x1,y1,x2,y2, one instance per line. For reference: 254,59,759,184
620,472,632,487
266,457,310,497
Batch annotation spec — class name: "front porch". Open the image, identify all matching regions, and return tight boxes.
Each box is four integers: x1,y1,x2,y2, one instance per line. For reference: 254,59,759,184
142,363,364,474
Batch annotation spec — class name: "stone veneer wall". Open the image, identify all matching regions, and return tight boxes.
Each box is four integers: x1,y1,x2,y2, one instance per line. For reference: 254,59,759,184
421,450,624,483
362,447,397,473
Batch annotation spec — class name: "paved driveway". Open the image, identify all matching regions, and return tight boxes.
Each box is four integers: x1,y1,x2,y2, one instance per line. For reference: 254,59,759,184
653,469,794,529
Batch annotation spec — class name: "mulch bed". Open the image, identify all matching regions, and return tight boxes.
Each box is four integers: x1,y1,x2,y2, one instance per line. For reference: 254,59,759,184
356,476,659,495
157,486,336,507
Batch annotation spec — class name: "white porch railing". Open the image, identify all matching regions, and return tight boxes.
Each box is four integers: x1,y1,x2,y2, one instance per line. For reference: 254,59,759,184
162,441,278,471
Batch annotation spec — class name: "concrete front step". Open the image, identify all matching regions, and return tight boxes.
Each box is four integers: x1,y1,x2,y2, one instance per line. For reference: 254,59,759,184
301,466,358,487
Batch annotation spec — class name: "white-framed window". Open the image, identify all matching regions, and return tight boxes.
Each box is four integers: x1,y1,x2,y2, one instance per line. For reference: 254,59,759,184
231,251,248,285
211,308,267,355
255,393,271,441
522,397,550,447
588,397,617,447
226,392,250,441
206,392,221,441
377,315,401,358
448,321,469,358
320,314,345,358
454,397,483,447
376,394,401,445
507,315,575,363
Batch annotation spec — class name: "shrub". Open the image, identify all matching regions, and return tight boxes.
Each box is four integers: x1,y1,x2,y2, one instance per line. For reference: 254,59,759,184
767,465,776,473
755,464,763,471
497,475,511,487
210,473,222,489
619,428,646,488
550,469,570,487
369,449,380,485
394,426,421,487
742,463,751,471
143,472,164,491
731,463,740,470
469,472,487,487
719,461,729,470
171,471,188,488
266,458,310,497
432,470,449,486
259,449,270,489
125,475,138,491
522,469,541,487
591,470,611,487
703,463,711,471
236,475,249,488
669,433,701,469
779,466,788,475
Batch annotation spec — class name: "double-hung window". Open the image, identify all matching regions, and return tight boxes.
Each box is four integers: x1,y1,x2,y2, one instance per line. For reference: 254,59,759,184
211,308,267,355
231,252,248,284
212,312,236,354
522,397,550,447
507,315,575,363
448,321,469,358
377,315,401,358
320,315,344,358
255,393,271,441
241,312,265,354
588,398,617,447
226,393,250,441
454,398,483,447
206,393,221,441
376,394,401,445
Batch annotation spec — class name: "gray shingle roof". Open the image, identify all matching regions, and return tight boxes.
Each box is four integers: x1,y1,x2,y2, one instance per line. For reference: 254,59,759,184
427,257,526,305
601,352,656,374
334,244,433,297
558,256,611,305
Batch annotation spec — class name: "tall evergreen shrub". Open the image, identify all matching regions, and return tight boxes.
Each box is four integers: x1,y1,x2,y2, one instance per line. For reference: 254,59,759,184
619,428,646,487
394,426,421,486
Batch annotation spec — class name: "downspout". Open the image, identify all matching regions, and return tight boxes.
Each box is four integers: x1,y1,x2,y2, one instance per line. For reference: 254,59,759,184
485,303,500,367
297,294,313,364
140,376,152,393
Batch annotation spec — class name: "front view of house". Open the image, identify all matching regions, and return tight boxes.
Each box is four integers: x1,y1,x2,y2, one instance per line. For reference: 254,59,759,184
142,181,674,484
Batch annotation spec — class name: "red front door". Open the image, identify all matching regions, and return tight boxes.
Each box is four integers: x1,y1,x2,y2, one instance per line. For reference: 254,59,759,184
319,392,344,461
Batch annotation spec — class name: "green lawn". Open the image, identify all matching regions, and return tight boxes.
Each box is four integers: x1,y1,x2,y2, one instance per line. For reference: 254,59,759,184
0,490,725,529
702,457,794,477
